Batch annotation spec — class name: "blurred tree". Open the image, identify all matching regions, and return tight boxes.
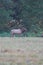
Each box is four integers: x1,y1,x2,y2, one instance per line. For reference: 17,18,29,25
0,0,43,32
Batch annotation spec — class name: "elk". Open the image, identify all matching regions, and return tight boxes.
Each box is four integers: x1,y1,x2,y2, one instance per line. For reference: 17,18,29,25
10,27,27,37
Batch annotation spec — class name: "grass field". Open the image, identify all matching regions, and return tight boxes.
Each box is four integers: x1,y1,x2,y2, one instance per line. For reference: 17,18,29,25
0,38,43,65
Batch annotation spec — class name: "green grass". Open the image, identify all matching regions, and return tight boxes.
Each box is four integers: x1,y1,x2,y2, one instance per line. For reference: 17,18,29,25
0,31,43,37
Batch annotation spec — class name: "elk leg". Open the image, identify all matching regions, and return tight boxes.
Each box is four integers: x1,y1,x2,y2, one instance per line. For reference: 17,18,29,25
10,32,14,37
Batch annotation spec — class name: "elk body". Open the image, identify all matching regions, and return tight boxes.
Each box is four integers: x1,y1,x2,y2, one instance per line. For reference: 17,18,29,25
10,28,27,37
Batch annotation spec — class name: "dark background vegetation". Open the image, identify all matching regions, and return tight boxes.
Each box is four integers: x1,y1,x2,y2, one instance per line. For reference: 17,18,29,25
0,0,43,37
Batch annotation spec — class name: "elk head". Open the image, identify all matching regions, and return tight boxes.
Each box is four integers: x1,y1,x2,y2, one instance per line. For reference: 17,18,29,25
21,27,27,33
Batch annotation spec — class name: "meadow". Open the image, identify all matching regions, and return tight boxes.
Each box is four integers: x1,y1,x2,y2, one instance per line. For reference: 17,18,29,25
0,38,43,65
